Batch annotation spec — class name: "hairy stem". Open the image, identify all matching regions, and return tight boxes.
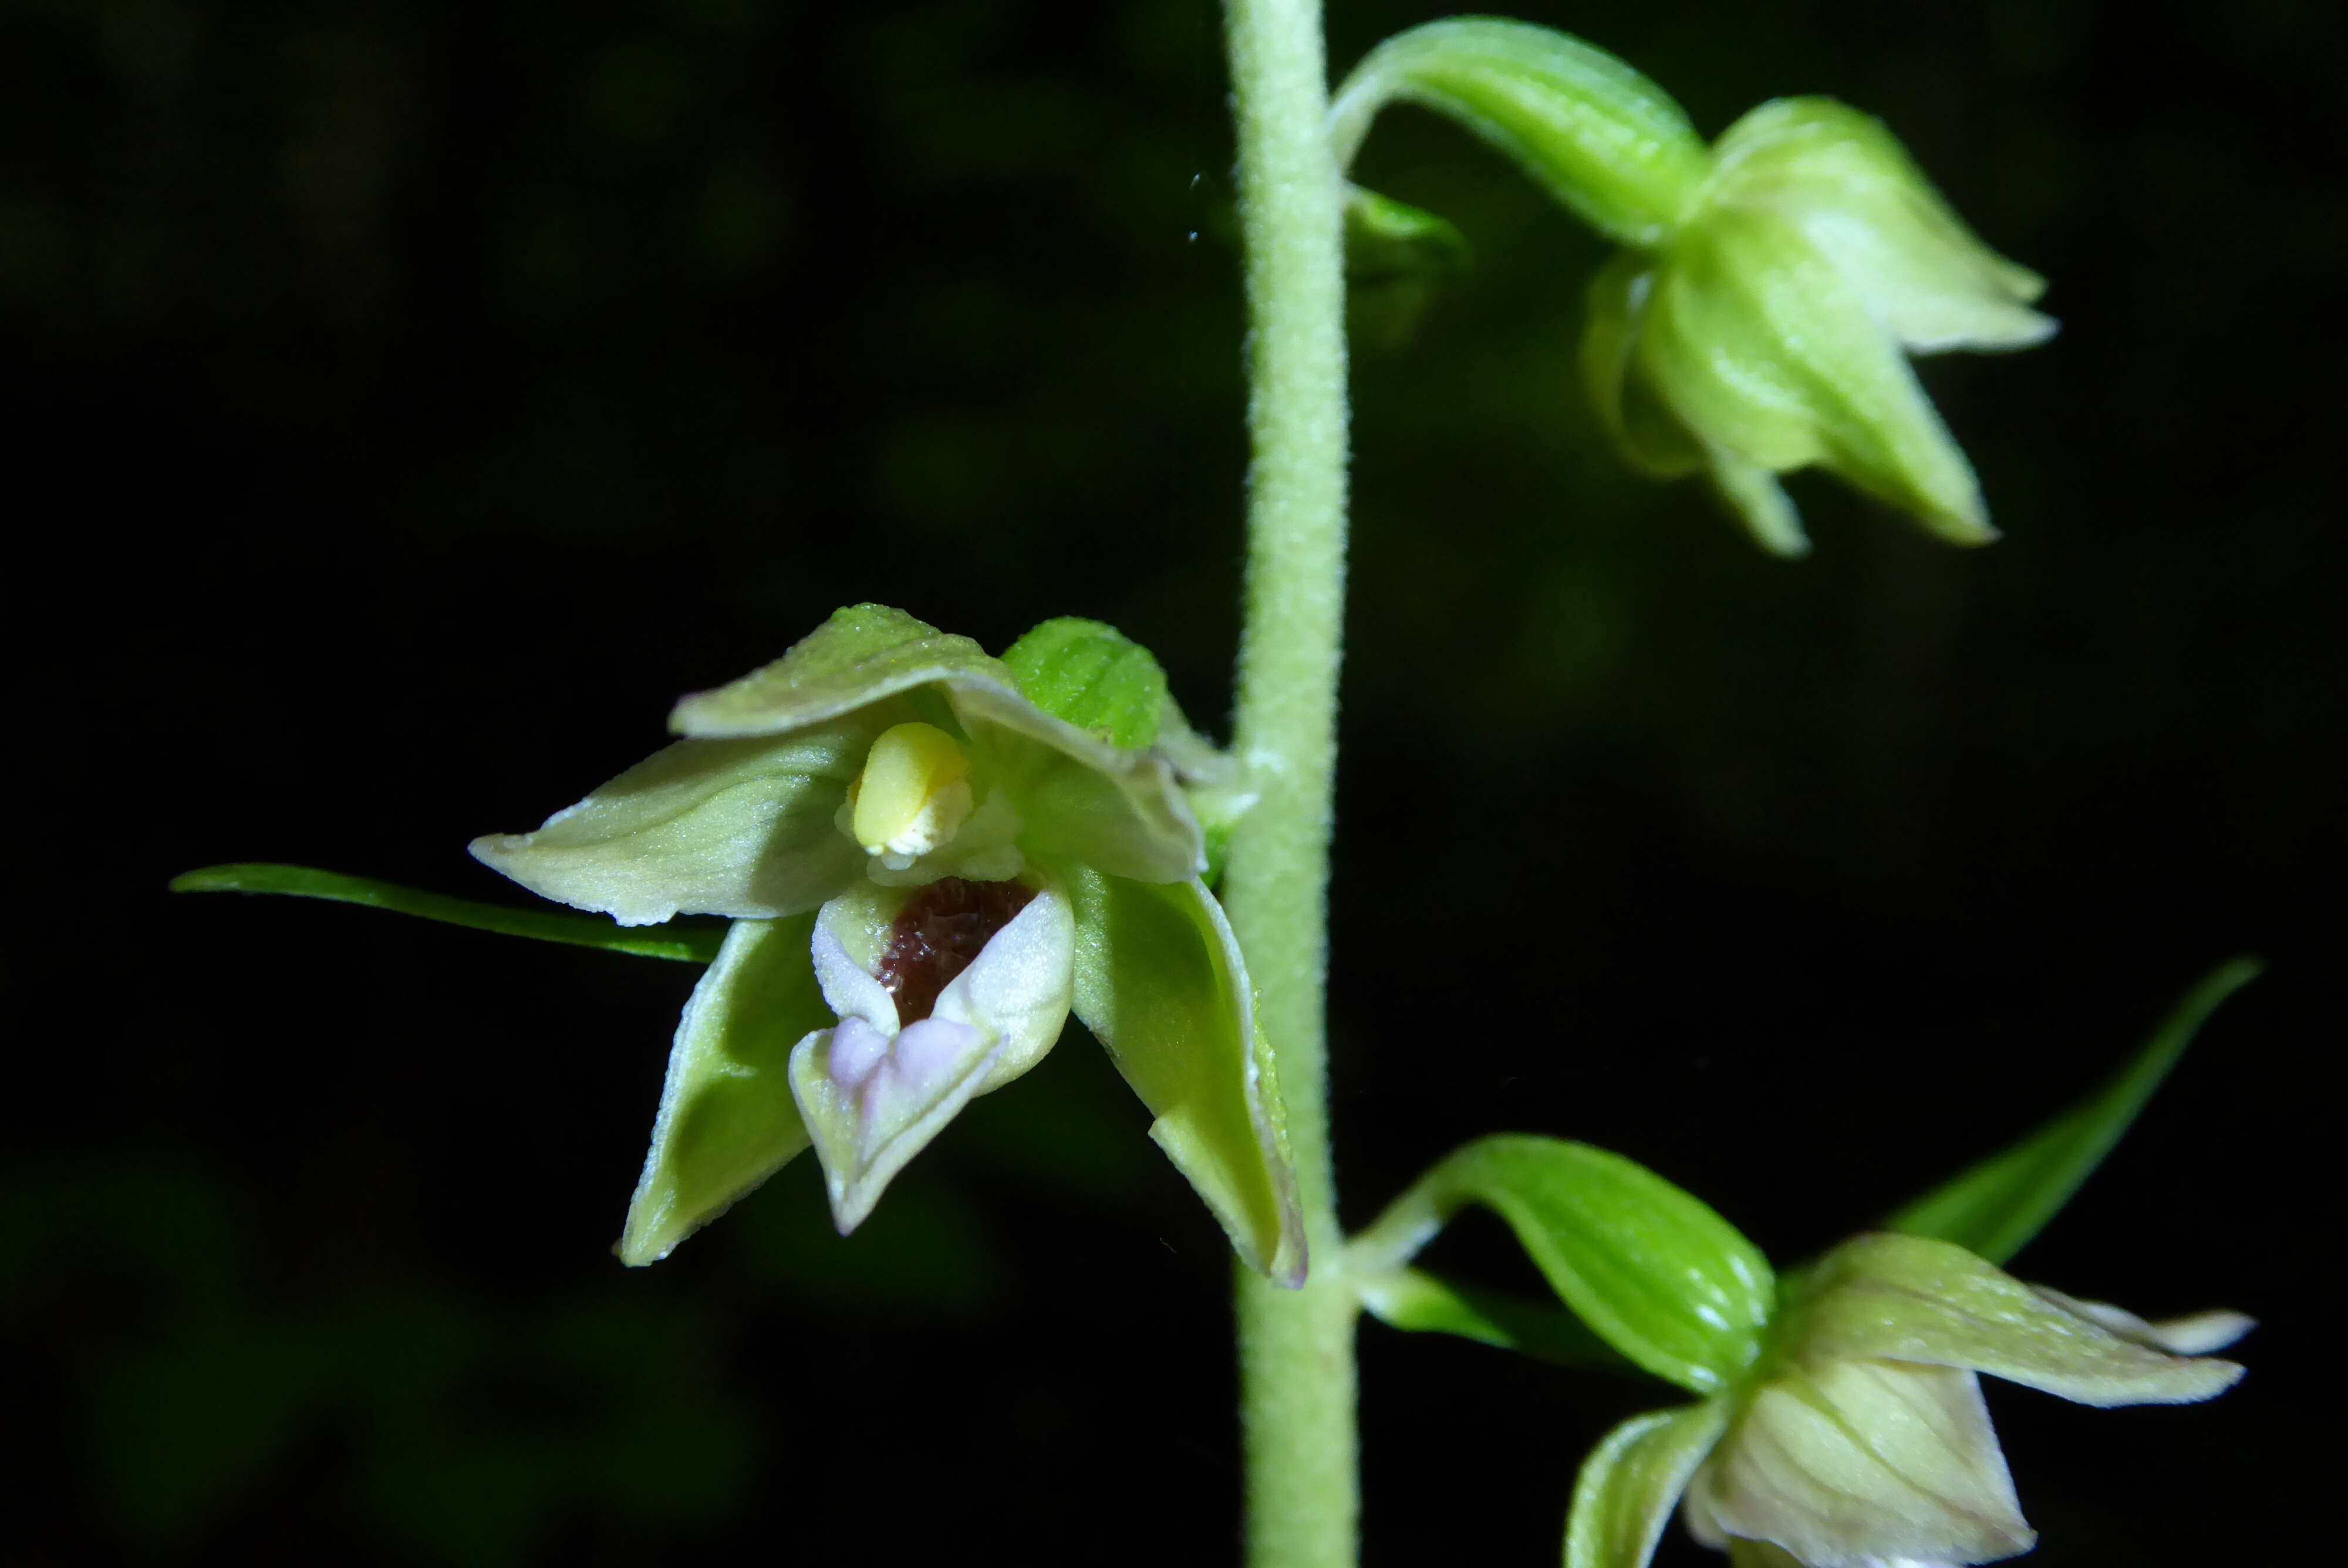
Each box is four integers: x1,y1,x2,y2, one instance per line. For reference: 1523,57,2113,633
1218,0,1356,1564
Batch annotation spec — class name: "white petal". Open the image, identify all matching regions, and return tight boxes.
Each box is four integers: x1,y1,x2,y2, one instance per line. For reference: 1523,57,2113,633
932,881,1077,1091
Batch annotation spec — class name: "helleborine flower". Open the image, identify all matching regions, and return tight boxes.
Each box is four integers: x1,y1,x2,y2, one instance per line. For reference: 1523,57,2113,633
1328,20,2052,556
1566,1232,2248,1568
1582,99,2053,556
470,604,1304,1281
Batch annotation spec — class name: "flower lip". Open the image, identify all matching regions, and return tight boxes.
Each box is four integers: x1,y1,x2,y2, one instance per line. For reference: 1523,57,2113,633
876,876,1038,1026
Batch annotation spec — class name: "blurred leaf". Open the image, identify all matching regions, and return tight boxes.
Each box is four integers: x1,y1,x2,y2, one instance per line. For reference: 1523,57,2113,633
170,863,724,962
1344,184,1472,286
1883,958,2262,1264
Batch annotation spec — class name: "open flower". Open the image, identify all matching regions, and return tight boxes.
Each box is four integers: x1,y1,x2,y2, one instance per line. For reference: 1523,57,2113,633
472,604,1303,1281
1582,99,2052,556
1567,1232,2248,1568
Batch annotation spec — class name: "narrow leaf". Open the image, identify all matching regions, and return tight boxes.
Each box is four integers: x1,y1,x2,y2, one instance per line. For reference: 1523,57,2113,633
171,862,724,963
1358,1266,1636,1373
1883,958,2261,1263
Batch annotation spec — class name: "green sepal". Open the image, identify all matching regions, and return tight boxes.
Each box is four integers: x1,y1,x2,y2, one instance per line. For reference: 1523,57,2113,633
1357,1266,1635,1373
1367,1136,1773,1393
670,602,1014,738
1565,1402,1729,1568
1639,207,1993,547
1712,99,2053,354
1883,958,2261,1264
1066,869,1305,1283
1784,1233,2246,1407
170,862,725,962
1344,184,1472,284
1000,617,1170,751
618,913,829,1265
1328,19,1709,248
469,729,870,926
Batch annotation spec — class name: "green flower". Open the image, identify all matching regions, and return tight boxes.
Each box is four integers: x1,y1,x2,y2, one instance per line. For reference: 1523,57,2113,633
1567,1232,2248,1568
1328,20,2052,556
1583,99,2053,556
471,604,1304,1281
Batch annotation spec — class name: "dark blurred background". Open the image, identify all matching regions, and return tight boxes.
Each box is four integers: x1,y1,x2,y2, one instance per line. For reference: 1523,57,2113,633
4,0,2341,1562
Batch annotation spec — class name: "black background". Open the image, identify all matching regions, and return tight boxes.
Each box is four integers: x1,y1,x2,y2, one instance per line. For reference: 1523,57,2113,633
4,0,2342,1562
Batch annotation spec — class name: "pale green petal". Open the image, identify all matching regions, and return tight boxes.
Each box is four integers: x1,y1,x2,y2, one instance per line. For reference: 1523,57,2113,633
1714,99,2052,353
1639,213,1993,546
1688,1361,2029,1568
955,685,1205,885
1705,444,1810,558
1067,869,1305,1283
1581,251,1705,479
618,915,826,1266
1564,1403,1728,1568
669,602,1016,738
2029,1288,2256,1358
1791,1234,2247,1407
471,729,867,925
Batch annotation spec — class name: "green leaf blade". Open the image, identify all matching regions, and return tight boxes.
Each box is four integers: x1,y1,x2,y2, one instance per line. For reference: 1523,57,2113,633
1883,958,2262,1264
170,862,724,963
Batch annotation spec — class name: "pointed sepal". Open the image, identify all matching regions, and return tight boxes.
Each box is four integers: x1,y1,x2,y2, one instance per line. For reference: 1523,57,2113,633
1067,869,1305,1283
1000,617,1171,751
469,729,868,925
1565,1402,1728,1568
618,913,830,1265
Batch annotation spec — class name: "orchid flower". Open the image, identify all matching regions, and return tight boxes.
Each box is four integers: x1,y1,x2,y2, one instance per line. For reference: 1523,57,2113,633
472,604,1304,1280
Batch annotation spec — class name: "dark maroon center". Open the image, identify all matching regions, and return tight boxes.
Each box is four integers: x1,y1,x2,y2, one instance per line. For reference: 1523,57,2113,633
875,877,1036,1025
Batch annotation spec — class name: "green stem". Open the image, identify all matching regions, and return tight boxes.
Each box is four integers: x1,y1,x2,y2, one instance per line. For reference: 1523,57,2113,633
1217,0,1355,1564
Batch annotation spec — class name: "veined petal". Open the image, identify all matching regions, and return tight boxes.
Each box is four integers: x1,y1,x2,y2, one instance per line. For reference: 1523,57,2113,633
1566,1402,1728,1568
791,1015,1001,1235
1713,99,2052,354
669,603,1018,738
1640,212,1992,546
471,729,866,925
953,685,1205,885
1067,869,1305,1283
1789,1234,2246,1408
618,915,828,1266
2028,1288,2255,1358
1687,1361,2030,1568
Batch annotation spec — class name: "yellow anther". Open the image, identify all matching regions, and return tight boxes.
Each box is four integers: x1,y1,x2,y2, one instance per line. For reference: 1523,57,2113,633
850,721,974,867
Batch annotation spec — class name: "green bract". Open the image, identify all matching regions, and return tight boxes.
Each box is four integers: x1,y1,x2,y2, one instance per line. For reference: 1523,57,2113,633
1348,1134,1774,1393
1331,21,2051,556
471,604,1305,1281
1565,1233,2248,1568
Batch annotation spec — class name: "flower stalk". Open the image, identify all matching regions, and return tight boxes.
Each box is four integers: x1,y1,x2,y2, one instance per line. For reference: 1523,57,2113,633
1219,0,1358,1563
